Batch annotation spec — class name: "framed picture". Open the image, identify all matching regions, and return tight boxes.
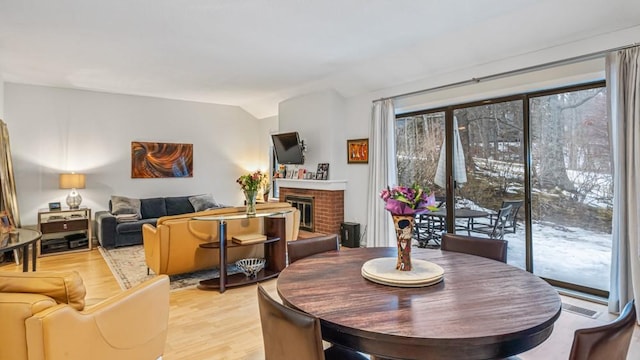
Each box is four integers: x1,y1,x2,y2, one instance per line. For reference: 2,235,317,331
0,211,14,234
347,138,369,164
131,141,193,178
316,163,329,180
48,202,61,211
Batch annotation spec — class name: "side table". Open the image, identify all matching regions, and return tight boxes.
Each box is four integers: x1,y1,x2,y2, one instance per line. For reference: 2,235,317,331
0,228,41,271
193,210,291,293
37,207,92,256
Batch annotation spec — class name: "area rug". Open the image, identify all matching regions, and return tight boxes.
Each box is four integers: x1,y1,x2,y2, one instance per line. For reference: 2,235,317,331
98,245,240,290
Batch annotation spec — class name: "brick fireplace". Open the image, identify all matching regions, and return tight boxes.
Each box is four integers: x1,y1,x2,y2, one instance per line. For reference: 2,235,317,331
277,179,346,235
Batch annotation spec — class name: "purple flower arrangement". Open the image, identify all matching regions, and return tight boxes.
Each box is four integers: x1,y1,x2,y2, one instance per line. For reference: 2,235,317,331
380,184,437,215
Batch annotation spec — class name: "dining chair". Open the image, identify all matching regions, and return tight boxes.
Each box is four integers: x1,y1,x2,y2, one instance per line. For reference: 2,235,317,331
257,284,367,360
287,234,339,264
441,233,507,262
568,299,636,360
468,205,512,240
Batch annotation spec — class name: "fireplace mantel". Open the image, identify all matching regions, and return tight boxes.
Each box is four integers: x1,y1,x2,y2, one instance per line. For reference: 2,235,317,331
276,179,347,191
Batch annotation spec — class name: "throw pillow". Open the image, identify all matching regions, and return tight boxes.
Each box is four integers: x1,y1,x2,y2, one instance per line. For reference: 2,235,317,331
115,213,140,223
111,195,141,218
188,194,219,212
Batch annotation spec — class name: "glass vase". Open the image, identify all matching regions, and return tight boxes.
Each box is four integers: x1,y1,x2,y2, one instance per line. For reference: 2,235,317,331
391,214,415,271
244,190,257,215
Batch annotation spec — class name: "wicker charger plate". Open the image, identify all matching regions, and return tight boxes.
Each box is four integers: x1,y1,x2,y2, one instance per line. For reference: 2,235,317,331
361,257,444,287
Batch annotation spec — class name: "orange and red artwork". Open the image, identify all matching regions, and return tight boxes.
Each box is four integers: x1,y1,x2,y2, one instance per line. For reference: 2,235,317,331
347,138,368,164
131,141,193,178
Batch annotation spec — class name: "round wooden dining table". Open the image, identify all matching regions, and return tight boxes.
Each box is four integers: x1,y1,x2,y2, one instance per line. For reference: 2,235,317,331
276,247,561,360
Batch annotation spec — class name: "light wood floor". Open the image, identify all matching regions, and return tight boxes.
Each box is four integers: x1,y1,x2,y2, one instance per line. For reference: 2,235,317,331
1,249,638,360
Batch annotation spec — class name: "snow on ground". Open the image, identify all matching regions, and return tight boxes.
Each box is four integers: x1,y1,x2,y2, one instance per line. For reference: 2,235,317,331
419,204,612,292
504,221,611,291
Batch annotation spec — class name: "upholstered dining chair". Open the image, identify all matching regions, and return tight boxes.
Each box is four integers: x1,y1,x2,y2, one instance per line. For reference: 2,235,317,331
568,299,636,360
287,234,340,264
441,233,508,263
257,284,367,360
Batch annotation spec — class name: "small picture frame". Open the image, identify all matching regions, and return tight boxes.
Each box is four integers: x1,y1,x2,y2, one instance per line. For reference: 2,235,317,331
0,211,14,234
48,202,61,211
347,138,369,164
316,163,329,180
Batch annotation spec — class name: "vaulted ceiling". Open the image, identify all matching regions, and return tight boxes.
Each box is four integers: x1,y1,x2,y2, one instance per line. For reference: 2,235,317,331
1,0,639,118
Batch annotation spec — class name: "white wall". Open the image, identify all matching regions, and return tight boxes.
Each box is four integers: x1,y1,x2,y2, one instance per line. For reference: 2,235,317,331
278,90,347,179
0,74,4,119
5,83,267,225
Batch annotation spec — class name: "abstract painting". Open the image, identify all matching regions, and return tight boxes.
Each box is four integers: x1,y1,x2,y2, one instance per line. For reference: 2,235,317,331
131,141,193,178
347,138,368,164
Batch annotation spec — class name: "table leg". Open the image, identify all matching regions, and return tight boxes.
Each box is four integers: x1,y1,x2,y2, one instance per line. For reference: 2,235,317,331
219,220,227,293
32,242,37,271
22,245,28,272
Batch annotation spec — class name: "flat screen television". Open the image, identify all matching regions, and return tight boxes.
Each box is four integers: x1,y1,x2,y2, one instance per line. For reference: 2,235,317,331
271,132,305,164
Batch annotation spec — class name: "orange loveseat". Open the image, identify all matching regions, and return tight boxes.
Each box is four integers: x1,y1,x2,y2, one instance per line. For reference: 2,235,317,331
142,202,299,275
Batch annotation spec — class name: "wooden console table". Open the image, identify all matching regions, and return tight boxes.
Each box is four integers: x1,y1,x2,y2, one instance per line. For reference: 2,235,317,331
193,210,290,293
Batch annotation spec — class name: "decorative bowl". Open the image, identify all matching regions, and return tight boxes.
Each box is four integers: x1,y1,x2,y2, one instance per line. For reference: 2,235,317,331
236,258,266,278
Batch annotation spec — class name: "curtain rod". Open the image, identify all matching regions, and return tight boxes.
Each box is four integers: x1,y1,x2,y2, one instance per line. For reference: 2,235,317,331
375,42,639,103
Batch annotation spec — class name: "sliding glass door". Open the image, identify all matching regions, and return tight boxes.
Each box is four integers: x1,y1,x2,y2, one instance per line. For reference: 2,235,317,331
395,81,612,297
529,85,611,294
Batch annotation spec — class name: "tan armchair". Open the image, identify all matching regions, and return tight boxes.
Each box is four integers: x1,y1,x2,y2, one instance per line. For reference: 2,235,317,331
0,271,169,360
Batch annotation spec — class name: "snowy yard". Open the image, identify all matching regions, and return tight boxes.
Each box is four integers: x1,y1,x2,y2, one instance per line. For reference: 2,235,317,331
504,221,611,291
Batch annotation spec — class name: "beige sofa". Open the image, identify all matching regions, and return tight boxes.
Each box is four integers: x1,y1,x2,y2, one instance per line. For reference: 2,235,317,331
142,202,299,276
0,271,169,360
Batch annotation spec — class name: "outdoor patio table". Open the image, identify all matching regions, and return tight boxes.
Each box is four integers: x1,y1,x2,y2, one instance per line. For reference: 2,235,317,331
415,208,489,245
277,247,561,360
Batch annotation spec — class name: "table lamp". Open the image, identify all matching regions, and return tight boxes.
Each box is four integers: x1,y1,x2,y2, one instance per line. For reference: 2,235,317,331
59,173,86,209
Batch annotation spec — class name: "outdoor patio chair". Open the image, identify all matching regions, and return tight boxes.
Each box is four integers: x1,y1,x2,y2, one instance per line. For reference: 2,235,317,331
414,196,446,247
468,205,512,240
470,199,523,235
568,299,636,360
257,284,367,360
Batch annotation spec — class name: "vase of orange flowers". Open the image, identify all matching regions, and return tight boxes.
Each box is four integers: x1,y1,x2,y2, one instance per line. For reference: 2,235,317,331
237,170,267,215
380,184,436,271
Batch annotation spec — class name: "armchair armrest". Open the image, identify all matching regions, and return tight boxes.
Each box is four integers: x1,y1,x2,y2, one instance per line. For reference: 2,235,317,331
0,271,86,310
25,275,170,360
95,211,117,248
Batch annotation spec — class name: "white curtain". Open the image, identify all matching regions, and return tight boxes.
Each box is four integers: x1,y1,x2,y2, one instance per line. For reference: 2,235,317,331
0,120,21,264
607,46,640,318
366,99,397,247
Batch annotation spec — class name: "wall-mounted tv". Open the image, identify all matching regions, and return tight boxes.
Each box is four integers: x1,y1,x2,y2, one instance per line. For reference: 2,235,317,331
271,132,305,164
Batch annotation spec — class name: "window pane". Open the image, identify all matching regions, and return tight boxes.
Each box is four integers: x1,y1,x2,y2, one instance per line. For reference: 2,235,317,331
454,100,525,269
530,87,611,292
395,112,445,247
